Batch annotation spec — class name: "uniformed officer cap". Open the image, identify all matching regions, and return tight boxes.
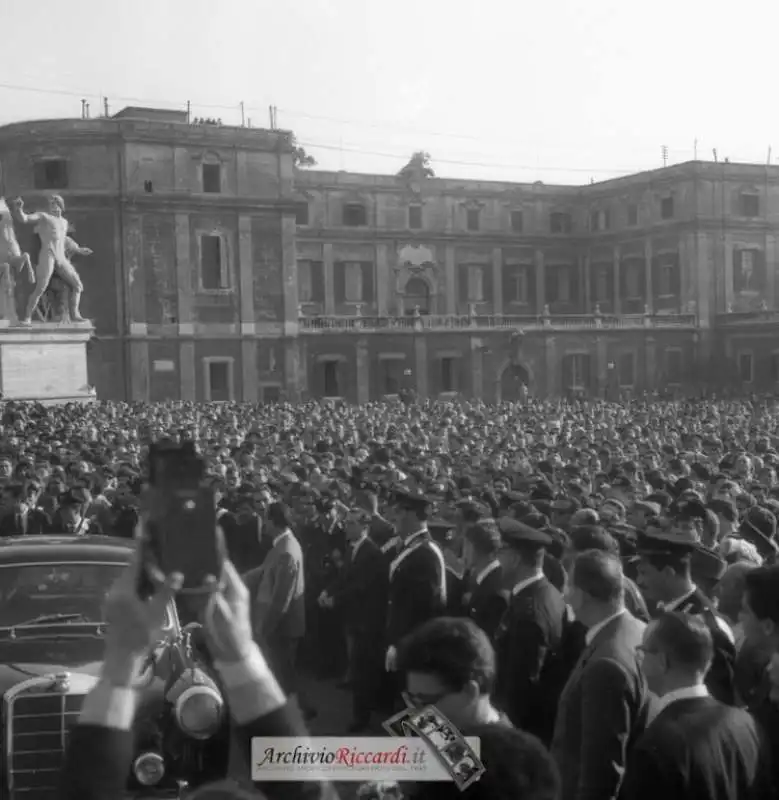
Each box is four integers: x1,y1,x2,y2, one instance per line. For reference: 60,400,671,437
499,517,552,550
392,485,433,511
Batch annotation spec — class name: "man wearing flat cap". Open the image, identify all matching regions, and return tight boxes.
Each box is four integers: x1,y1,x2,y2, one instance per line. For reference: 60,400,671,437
384,487,447,678
494,517,568,745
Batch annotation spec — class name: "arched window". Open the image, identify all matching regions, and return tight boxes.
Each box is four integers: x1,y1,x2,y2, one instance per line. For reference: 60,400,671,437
404,277,430,315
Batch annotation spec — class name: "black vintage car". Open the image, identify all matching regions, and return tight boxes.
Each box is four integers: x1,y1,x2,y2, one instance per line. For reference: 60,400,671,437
0,535,230,799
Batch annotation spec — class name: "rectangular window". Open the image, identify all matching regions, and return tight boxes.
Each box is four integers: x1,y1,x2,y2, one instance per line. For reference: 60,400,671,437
507,267,528,303
550,212,572,233
661,196,674,220
344,262,364,302
666,349,683,383
381,360,403,395
408,205,423,229
441,358,456,392
323,361,340,397
618,353,635,387
571,355,588,389
557,267,571,303
343,203,367,226
466,208,480,232
467,267,484,302
595,267,609,301
739,353,754,383
627,204,638,226
772,353,779,383
740,193,760,217
625,263,641,297
206,360,231,402
33,159,68,190
510,210,523,233
202,163,221,193
298,260,313,302
200,234,227,290
296,203,309,226
144,180,153,193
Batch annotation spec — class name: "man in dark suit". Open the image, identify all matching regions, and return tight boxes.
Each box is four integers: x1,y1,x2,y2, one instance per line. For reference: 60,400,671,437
322,507,387,731
494,518,567,745
620,612,772,800
385,487,447,673
463,520,508,642
551,549,649,800
0,482,50,536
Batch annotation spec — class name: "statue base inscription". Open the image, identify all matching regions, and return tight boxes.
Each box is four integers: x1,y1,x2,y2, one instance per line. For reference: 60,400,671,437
0,321,95,403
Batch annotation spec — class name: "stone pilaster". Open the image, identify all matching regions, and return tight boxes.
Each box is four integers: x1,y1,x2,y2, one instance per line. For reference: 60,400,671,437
179,341,196,401
175,213,193,334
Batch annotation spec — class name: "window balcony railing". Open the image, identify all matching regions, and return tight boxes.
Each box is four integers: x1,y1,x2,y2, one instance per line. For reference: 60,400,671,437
299,311,698,334
715,309,779,326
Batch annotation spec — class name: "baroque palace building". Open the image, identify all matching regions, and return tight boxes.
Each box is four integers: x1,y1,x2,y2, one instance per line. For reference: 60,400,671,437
0,105,777,402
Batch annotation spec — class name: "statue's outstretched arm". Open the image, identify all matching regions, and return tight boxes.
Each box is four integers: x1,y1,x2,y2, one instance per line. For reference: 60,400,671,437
65,236,92,257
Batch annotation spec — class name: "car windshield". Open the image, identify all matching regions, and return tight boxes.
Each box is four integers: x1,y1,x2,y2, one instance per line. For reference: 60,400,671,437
0,562,171,630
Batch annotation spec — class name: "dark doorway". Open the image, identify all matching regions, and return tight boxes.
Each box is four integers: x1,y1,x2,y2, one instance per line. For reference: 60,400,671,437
404,277,431,314
500,363,530,401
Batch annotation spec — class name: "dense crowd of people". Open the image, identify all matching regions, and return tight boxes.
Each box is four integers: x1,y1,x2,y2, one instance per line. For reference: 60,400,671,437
3,394,779,799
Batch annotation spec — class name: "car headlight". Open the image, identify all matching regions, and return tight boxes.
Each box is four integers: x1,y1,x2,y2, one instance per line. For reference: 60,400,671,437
133,751,165,786
174,685,224,740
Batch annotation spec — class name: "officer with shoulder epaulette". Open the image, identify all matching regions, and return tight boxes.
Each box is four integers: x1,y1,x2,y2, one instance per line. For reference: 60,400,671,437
462,519,507,642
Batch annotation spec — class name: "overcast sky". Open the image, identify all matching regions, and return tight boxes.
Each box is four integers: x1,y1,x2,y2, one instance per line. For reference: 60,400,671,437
0,0,775,185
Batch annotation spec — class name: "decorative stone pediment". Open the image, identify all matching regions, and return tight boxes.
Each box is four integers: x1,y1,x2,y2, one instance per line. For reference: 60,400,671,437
393,244,440,305
459,197,485,211
341,189,369,205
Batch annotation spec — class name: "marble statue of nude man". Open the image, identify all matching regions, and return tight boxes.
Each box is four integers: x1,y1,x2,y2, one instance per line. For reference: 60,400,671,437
11,194,92,325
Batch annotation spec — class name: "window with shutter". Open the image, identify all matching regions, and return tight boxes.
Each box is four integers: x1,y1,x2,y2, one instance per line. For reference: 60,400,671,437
408,205,423,229
344,262,364,302
772,353,779,383
200,235,227,290
466,209,480,231
660,196,674,220
508,268,528,302
510,210,523,232
627,204,638,226
551,212,572,233
734,249,757,293
298,260,313,302
467,267,484,302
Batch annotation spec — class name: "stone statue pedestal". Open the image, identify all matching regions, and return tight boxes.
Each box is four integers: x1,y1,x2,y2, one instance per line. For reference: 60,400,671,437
0,321,95,403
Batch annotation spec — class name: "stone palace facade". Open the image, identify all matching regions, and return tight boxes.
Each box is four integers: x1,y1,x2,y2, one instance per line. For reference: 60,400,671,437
0,106,776,402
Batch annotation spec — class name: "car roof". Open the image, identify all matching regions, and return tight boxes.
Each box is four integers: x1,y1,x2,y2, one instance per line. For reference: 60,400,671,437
0,535,135,565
